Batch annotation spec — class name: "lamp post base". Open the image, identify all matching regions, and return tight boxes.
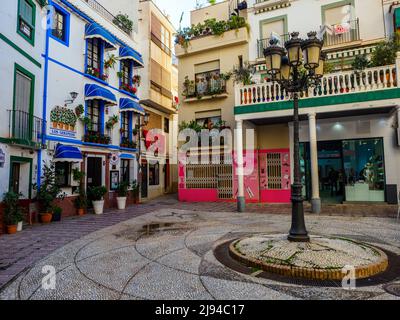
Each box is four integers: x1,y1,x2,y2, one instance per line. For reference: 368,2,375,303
288,183,310,242
237,196,245,213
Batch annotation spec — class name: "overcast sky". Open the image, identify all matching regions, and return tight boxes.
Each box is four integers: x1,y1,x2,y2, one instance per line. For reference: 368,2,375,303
152,0,224,30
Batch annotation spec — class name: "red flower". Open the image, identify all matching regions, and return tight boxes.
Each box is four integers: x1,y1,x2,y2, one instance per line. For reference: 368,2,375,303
174,96,179,104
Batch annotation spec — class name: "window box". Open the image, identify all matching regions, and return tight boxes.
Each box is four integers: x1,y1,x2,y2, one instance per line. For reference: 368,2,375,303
83,132,111,145
120,84,137,95
86,67,108,82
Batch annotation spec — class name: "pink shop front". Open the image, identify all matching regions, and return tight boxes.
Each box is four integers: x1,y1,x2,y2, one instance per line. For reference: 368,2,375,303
178,149,291,203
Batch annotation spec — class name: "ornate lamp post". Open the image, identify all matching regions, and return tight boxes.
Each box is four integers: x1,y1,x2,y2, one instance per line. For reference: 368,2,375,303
264,32,324,242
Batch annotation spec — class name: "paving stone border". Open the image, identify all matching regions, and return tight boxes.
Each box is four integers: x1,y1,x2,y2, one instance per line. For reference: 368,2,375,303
229,236,389,281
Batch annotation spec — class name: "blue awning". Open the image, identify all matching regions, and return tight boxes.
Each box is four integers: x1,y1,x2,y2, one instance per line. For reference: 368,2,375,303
85,84,117,105
119,46,144,68
120,153,136,159
85,23,117,50
54,144,83,163
120,98,145,115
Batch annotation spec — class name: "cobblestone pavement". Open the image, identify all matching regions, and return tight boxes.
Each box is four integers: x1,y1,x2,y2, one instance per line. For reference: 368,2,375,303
1,198,400,300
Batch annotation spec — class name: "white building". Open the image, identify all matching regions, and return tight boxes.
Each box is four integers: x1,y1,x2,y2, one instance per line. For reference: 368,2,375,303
0,0,47,201
1,0,147,217
234,0,400,212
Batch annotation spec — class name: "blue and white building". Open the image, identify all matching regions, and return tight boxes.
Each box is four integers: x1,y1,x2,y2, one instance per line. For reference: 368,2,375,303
0,0,146,213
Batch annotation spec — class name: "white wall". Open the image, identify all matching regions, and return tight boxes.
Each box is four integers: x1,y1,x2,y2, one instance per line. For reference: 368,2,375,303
247,0,387,62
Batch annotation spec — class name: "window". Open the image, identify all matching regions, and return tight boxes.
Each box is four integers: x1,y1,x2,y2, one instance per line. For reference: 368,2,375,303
55,162,71,187
164,117,169,134
18,0,36,45
121,60,132,87
149,162,160,186
87,38,101,71
121,112,130,139
51,5,70,46
87,100,100,133
121,159,130,183
14,65,34,140
151,13,171,55
261,18,285,40
195,110,221,130
151,59,172,98
324,4,352,25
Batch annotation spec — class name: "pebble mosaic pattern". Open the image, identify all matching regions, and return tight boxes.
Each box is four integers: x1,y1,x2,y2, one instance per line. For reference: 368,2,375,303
1,206,400,300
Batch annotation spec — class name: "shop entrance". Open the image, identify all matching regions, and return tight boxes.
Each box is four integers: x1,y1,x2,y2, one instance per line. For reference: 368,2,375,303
301,138,386,204
317,141,344,204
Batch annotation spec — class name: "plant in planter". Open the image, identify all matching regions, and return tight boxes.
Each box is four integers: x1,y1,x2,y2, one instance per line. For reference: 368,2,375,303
132,75,141,87
106,115,119,130
116,181,130,210
75,104,84,117
104,54,117,70
88,186,107,215
130,180,139,204
80,116,93,131
113,13,134,33
2,192,23,234
52,206,62,222
232,61,255,85
34,162,66,224
74,188,87,216
121,84,137,95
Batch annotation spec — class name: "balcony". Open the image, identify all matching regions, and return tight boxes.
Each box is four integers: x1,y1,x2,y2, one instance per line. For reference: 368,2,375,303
175,27,249,57
6,110,45,149
323,19,361,48
82,0,132,35
183,78,228,102
257,34,289,59
235,65,397,113
83,131,111,145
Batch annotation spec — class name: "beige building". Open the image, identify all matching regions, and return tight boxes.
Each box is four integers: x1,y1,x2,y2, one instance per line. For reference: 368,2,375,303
176,0,249,133
138,0,178,200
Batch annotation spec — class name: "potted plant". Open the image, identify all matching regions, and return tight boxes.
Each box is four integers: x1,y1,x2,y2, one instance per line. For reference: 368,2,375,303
131,180,139,204
35,162,65,224
2,192,23,234
116,181,130,210
88,186,107,215
52,206,62,222
74,189,87,216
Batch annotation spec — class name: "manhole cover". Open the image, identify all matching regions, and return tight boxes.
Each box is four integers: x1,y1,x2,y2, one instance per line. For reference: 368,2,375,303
383,283,400,297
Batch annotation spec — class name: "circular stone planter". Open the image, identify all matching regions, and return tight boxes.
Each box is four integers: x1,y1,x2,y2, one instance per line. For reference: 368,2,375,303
229,234,388,281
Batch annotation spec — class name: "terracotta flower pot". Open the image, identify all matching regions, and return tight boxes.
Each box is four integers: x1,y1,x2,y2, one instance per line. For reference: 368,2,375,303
40,213,53,224
77,208,85,216
7,225,18,235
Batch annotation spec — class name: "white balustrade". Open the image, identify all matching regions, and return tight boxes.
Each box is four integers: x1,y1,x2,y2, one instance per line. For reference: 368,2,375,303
235,65,397,107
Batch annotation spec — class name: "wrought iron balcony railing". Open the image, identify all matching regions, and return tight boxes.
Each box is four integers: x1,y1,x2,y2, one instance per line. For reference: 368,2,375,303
7,109,45,149
323,19,360,47
257,34,290,58
184,79,227,99
83,0,132,35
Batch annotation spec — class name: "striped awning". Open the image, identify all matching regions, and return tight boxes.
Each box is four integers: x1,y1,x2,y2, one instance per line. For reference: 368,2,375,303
120,98,145,115
85,84,117,105
85,23,117,50
54,144,83,163
119,46,144,68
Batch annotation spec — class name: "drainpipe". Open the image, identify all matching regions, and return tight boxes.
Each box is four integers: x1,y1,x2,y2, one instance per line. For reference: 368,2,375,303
38,0,52,188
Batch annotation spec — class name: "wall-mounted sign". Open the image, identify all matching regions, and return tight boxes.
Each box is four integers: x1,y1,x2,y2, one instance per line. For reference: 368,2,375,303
49,106,77,138
110,153,119,166
0,148,5,168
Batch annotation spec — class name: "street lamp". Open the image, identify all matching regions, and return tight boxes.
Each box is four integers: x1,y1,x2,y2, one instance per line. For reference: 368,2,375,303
264,31,324,242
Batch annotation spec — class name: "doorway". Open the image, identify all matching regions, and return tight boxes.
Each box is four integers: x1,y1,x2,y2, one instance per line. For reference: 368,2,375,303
317,141,344,204
9,156,33,199
141,161,148,198
87,157,102,188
